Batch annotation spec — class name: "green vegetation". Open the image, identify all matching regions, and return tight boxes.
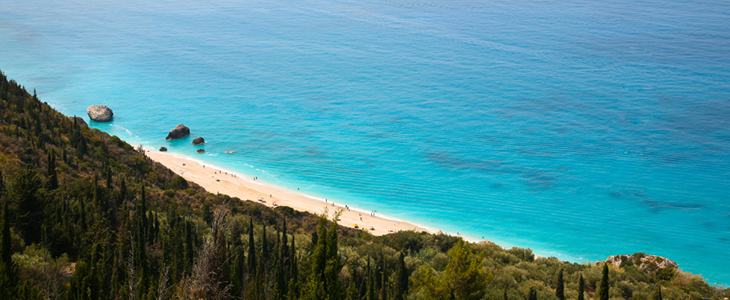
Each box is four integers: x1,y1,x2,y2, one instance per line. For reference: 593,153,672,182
0,70,728,300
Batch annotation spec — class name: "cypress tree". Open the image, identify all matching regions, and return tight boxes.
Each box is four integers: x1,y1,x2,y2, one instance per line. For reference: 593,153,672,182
118,176,127,207
0,201,15,299
277,227,287,297
93,174,99,213
79,195,87,232
185,219,194,272
578,275,585,300
311,230,318,252
325,217,340,300
106,165,112,189
46,151,58,190
2,202,12,269
9,165,43,244
600,263,609,300
287,236,298,300
247,219,257,274
308,216,329,300
555,269,565,300
272,227,283,300
231,253,244,298
380,253,387,300
528,287,537,300
0,169,4,197
281,218,288,271
367,257,375,300
394,252,408,300
652,286,662,300
262,224,269,266
503,286,508,300
139,185,148,241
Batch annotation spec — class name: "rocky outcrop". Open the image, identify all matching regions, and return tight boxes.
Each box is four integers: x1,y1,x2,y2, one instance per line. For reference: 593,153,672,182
166,124,190,140
192,137,205,144
159,147,168,152
86,105,113,122
196,149,205,153
602,253,678,274
70,116,88,128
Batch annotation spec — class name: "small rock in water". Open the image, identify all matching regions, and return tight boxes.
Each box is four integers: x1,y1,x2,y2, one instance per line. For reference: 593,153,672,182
86,105,113,122
196,149,205,153
192,137,205,144
159,147,168,152
166,124,190,140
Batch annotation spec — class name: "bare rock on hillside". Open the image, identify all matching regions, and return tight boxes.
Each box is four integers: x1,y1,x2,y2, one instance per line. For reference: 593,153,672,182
602,253,678,274
70,116,88,127
192,137,205,144
166,124,190,140
86,105,113,122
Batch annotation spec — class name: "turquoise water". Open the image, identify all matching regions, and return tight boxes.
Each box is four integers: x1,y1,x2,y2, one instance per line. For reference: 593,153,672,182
2,0,729,283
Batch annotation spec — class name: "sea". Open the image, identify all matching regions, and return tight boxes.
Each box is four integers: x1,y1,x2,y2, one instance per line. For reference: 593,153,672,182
1,0,729,284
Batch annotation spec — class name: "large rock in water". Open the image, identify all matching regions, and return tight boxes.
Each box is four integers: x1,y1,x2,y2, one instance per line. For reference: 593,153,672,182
192,137,205,144
166,124,190,140
159,147,168,152
86,105,113,122
602,253,678,274
196,149,205,153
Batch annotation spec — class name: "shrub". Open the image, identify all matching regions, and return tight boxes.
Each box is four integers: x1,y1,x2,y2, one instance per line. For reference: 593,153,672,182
655,268,675,282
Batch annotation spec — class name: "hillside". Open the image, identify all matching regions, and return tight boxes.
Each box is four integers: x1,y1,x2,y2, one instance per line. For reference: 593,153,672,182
0,70,726,300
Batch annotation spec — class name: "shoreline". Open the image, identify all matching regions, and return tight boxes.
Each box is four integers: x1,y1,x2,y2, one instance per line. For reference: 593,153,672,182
145,149,442,237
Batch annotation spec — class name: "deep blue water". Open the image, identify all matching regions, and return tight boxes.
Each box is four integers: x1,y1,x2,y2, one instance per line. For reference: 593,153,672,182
2,0,729,283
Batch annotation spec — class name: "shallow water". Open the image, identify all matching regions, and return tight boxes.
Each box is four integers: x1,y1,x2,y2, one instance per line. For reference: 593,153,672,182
2,0,729,283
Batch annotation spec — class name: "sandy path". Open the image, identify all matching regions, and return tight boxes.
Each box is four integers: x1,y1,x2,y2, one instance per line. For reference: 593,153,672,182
146,150,435,236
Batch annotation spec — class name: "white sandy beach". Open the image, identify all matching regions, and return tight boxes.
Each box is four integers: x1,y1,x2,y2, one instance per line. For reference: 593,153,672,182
146,150,435,236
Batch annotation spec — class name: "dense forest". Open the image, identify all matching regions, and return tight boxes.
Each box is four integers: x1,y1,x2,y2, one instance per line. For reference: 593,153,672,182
0,70,726,300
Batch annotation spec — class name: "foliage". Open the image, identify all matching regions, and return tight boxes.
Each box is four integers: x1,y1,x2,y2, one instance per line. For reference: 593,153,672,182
0,70,724,300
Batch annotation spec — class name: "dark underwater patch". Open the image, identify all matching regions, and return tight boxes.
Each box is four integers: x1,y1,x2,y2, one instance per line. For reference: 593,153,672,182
425,151,556,190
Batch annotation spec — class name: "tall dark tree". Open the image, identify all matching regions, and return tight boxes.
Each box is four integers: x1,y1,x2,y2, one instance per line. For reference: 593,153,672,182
0,169,4,197
9,165,43,244
528,287,537,300
247,219,257,273
324,217,341,300
578,275,585,300
118,176,127,207
652,286,663,300
46,151,58,190
600,263,609,300
1,202,16,299
394,252,409,300
367,257,375,300
308,216,329,300
184,219,194,272
555,269,565,300
287,236,298,300
262,224,269,264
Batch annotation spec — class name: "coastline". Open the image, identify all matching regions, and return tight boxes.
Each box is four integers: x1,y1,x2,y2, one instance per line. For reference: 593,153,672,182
145,149,438,237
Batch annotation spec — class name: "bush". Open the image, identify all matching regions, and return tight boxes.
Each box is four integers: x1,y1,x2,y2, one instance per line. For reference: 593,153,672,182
655,268,676,282
169,176,188,190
